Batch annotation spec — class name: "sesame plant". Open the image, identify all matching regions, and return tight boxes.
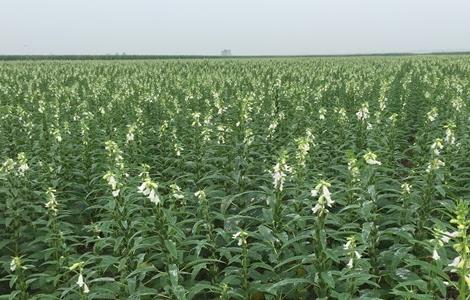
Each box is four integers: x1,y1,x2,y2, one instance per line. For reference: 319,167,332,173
0,56,469,299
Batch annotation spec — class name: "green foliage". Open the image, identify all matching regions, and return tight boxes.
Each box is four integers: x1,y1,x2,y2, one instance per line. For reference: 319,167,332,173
0,57,469,299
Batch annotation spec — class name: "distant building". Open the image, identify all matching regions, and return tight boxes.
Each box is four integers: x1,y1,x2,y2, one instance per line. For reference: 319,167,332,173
221,49,232,56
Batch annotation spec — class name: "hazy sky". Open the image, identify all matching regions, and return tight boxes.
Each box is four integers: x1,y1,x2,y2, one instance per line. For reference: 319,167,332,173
2,0,470,55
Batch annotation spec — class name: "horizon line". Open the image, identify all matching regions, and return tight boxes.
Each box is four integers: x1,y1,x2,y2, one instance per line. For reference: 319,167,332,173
1,50,470,60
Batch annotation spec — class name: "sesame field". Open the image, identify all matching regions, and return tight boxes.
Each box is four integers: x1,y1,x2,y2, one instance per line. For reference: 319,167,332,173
0,57,469,299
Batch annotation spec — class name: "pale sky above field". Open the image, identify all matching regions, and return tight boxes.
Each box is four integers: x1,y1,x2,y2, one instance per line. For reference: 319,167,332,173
1,0,470,55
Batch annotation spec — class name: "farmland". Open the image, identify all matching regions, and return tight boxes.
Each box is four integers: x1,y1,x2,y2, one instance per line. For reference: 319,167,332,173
0,57,469,299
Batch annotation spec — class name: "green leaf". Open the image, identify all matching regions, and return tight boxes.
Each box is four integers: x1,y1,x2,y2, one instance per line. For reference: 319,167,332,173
165,240,178,259
267,278,312,294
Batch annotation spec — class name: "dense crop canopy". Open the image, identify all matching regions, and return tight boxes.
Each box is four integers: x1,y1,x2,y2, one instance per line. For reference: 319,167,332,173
0,57,469,299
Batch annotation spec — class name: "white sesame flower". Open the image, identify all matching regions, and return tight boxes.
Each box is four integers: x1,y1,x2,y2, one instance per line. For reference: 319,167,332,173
18,163,29,175
268,121,278,134
126,132,134,143
440,231,458,244
388,113,398,125
148,189,159,204
38,101,45,113
10,258,16,271
174,143,183,156
104,141,124,169
356,103,370,121
295,136,312,168
77,273,85,288
311,189,318,198
16,153,29,176
170,184,184,200
108,176,117,189
347,156,360,181
191,112,201,126
45,188,59,214
426,158,445,173
271,158,292,192
431,138,444,156
83,283,90,294
311,203,322,215
401,183,412,194
318,107,327,120
232,231,241,246
322,185,333,207
126,124,136,143
195,190,206,200
138,182,146,193
138,176,160,205
427,107,438,122
311,180,334,216
52,128,62,142
440,235,451,244
444,123,456,145
432,249,440,261
1,158,16,174
448,256,461,272
103,172,118,190
232,230,248,246
343,236,360,269
76,272,90,293
445,130,455,145
451,98,464,111
364,151,381,165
